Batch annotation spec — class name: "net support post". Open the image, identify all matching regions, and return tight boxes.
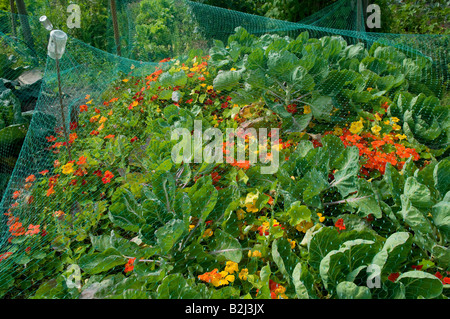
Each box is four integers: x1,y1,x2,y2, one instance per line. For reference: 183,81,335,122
110,0,122,56
14,0,35,51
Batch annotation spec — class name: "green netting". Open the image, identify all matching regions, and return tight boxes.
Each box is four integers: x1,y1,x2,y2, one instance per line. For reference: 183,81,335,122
0,0,449,300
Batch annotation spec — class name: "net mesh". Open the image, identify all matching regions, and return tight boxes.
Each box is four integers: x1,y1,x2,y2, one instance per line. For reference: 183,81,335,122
0,0,448,299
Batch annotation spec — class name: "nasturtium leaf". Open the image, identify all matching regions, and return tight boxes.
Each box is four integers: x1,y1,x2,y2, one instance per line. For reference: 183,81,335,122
287,202,311,226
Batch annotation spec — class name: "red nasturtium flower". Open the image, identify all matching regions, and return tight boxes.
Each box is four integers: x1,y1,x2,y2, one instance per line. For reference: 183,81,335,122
102,171,114,184
388,272,400,282
211,172,221,184
130,136,138,143
335,218,346,232
411,264,423,271
287,104,297,114
93,170,103,177
70,122,78,130
124,257,136,274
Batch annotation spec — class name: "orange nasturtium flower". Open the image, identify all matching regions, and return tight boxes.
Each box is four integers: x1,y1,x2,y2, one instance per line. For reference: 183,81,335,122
12,191,20,199
46,186,55,197
102,171,114,184
76,156,87,166
25,175,36,183
69,133,78,142
90,114,100,123
124,257,136,274
25,224,40,236
80,104,88,112
53,210,65,218
128,100,139,110
9,222,26,236
104,134,115,139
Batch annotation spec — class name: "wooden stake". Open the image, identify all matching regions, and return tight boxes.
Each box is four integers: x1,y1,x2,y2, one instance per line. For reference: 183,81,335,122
110,0,121,56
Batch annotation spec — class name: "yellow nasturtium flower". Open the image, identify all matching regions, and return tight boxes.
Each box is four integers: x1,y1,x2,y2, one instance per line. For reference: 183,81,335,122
375,113,382,121
238,268,249,281
371,125,382,135
236,209,246,220
224,261,239,274
287,238,296,249
248,250,262,258
317,213,325,223
62,163,75,175
203,228,214,238
303,105,311,114
349,119,364,134
333,127,343,136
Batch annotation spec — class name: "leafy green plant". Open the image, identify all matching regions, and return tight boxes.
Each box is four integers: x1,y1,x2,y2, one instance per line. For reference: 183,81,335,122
0,28,449,300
